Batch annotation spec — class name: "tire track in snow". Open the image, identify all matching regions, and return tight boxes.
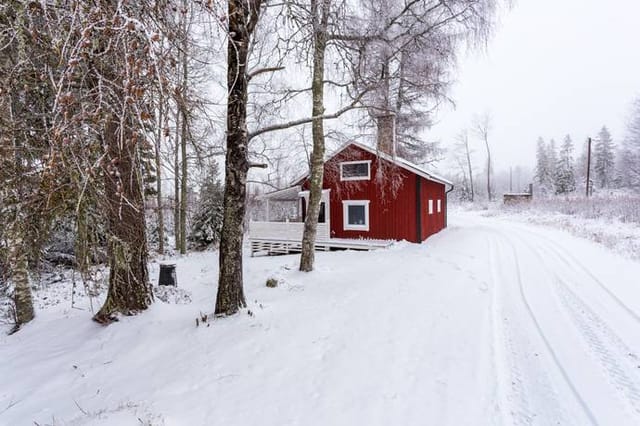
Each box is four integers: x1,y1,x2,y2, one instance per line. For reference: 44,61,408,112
486,234,569,425
491,230,598,425
554,278,640,416
508,225,640,325
486,236,516,426
505,229,640,420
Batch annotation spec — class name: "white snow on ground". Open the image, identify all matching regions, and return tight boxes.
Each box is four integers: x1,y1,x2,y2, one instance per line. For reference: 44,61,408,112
456,197,640,262
1,211,640,425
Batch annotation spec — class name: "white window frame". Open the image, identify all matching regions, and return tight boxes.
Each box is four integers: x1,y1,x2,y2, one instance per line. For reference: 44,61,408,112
437,199,442,213
428,199,434,215
342,200,370,231
339,160,371,181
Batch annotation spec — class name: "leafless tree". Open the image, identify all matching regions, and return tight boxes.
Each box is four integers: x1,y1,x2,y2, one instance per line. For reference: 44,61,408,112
473,112,493,201
454,129,475,201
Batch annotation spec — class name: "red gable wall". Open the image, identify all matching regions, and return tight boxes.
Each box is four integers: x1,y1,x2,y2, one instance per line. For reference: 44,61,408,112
302,144,447,243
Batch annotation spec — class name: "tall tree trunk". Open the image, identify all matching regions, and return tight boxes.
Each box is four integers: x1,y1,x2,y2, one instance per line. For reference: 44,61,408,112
94,118,152,323
173,109,181,250
6,0,34,331
9,234,34,332
215,0,262,315
465,138,474,202
299,0,330,273
155,90,165,255
484,138,492,201
179,0,188,255
179,104,188,255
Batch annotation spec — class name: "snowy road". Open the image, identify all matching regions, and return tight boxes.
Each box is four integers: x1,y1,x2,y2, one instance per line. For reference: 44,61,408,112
477,217,640,425
1,212,639,425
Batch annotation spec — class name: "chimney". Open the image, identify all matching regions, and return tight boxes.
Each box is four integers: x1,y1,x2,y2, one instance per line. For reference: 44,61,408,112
376,112,396,157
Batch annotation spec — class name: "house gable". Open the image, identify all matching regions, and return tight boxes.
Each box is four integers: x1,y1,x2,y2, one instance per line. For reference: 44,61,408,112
292,141,452,188
297,144,447,243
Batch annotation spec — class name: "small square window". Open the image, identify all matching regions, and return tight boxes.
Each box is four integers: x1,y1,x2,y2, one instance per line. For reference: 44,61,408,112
343,201,370,231
340,161,371,181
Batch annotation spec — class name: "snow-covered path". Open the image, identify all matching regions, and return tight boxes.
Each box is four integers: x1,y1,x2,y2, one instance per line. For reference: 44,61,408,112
1,212,639,425
475,217,640,425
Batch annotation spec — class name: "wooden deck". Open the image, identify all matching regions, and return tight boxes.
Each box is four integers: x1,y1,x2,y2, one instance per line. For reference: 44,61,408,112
249,237,393,256
248,220,392,256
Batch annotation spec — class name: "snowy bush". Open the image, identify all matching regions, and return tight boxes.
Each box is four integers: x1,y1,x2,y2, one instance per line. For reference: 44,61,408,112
470,192,640,260
154,285,192,304
502,193,640,225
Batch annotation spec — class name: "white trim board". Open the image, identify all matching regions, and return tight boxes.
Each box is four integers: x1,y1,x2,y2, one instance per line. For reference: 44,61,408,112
339,160,371,181
342,200,370,231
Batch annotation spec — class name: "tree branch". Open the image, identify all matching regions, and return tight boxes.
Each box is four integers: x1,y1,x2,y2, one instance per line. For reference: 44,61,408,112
248,90,368,141
247,66,285,82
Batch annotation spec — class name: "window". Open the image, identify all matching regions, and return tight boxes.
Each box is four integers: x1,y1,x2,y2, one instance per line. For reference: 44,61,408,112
340,160,371,181
437,199,442,213
318,202,326,223
428,199,434,215
343,200,370,231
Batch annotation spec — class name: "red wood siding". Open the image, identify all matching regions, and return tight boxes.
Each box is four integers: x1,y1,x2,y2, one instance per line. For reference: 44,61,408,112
420,176,446,241
303,144,447,243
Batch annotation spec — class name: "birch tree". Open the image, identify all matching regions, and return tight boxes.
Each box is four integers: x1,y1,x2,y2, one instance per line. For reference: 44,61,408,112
473,113,493,201
453,130,474,201
298,0,331,272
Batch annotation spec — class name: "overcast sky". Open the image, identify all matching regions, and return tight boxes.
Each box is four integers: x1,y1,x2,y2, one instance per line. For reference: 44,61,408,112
430,0,640,172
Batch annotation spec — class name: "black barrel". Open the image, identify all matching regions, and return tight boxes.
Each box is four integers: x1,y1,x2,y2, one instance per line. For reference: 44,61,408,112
158,263,177,286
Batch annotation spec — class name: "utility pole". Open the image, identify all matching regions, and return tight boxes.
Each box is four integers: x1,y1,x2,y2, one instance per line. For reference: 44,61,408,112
585,137,592,197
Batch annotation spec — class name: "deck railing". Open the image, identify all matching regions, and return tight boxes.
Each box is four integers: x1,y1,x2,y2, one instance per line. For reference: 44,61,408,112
249,221,330,241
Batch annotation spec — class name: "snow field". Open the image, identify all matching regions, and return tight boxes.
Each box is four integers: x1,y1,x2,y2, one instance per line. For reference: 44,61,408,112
1,211,640,425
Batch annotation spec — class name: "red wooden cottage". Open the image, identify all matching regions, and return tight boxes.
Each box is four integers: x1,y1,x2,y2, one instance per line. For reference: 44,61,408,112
249,140,453,255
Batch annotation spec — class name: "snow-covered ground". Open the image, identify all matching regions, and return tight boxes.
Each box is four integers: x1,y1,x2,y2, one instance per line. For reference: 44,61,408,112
459,195,640,262
1,211,640,425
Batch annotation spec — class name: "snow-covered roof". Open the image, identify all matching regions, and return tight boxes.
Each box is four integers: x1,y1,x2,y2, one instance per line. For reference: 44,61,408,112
259,185,302,200
291,141,453,187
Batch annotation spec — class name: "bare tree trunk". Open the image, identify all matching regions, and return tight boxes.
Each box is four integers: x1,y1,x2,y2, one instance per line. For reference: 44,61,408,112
179,104,188,255
465,137,474,202
9,237,34,332
155,91,165,255
94,119,152,323
5,1,34,331
484,138,492,201
474,114,492,202
215,0,262,315
174,110,181,250
299,0,330,272
178,1,188,255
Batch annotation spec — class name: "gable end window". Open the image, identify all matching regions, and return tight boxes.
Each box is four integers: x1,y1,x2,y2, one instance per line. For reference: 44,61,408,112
343,200,370,231
340,160,371,181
